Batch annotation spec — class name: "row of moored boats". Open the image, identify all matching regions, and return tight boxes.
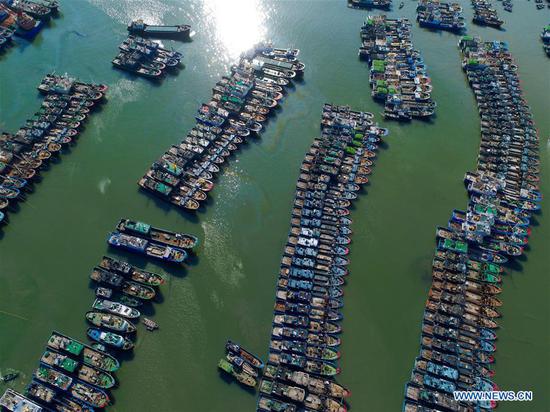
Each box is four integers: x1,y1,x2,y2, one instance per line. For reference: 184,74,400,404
471,0,504,28
541,25,550,57
0,0,59,44
112,35,183,79
527,0,550,10
0,219,196,411
417,0,466,32
359,16,436,121
255,103,390,412
138,43,305,211
402,36,541,412
0,74,106,228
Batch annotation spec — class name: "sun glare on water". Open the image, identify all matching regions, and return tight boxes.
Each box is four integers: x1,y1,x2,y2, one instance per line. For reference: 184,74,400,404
202,0,267,61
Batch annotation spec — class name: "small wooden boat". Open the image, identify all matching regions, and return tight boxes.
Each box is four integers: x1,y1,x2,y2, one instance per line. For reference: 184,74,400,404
142,317,159,331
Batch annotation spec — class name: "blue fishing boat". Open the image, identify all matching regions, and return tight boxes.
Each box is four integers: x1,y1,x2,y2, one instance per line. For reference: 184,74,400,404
86,328,134,350
107,231,147,253
422,373,456,394
0,185,19,199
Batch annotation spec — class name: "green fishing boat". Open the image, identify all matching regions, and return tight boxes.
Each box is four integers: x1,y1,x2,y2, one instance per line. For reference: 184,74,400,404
218,358,257,387
438,238,468,253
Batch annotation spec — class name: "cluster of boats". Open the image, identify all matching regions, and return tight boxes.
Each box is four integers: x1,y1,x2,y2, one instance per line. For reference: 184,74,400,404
0,74,106,227
0,0,58,41
402,37,540,412
346,0,391,10
541,25,550,56
218,340,265,388
471,0,504,28
359,16,436,121
0,222,191,411
138,43,304,211
498,0,513,13
530,0,550,10
107,218,199,264
0,23,13,49
416,0,466,32
112,35,183,79
255,104,389,412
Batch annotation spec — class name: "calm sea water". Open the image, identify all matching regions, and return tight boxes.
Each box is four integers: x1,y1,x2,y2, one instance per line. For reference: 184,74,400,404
0,1,548,411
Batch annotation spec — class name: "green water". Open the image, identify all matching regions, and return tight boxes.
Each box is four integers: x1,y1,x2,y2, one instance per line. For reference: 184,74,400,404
0,1,548,411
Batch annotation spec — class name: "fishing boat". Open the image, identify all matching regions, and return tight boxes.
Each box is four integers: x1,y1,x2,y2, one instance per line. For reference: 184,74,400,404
92,298,140,319
90,267,124,288
122,280,156,300
86,328,134,350
259,379,305,402
69,382,109,409
85,311,136,333
257,395,297,412
116,218,199,249
127,19,191,39
52,395,95,412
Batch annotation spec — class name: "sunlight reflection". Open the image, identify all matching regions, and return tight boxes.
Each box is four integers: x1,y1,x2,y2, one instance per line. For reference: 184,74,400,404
202,0,267,61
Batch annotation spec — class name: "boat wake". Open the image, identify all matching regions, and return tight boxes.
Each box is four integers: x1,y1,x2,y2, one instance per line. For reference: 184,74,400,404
98,177,111,195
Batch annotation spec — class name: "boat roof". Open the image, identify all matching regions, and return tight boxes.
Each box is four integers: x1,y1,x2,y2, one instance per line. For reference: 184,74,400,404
127,220,151,234
144,25,185,32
